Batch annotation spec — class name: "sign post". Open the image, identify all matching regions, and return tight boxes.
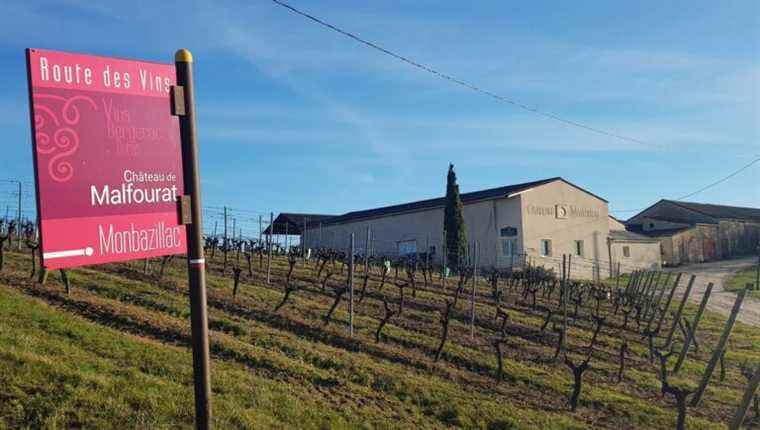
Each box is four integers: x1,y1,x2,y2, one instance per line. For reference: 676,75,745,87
26,47,212,429
175,49,212,430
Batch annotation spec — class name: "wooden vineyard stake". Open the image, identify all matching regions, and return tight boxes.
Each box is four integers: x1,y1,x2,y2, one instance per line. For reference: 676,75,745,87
729,362,760,430
663,275,696,349
673,282,713,373
691,286,748,406
266,212,273,284
654,273,682,335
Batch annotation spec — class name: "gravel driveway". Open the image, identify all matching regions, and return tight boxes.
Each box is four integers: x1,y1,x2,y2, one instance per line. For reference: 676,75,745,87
664,257,759,327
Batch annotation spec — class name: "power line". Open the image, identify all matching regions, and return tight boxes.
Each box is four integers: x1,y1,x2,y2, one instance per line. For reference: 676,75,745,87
610,155,760,214
270,0,652,147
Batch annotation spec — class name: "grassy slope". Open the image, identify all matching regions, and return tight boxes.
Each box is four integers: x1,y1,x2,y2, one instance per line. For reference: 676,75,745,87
725,264,759,298
0,250,757,429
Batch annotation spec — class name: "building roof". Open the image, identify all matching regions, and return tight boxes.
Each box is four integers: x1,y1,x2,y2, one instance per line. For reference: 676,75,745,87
627,199,760,226
609,230,661,242
264,213,336,235
665,200,760,223
634,226,694,237
314,177,606,226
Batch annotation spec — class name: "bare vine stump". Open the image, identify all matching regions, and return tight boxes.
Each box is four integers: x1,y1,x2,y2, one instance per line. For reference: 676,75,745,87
540,308,553,333
434,299,455,362
27,241,39,279
157,255,174,284
552,323,565,362
655,348,693,430
0,234,7,271
358,269,370,304
320,271,333,292
396,281,407,316
245,252,253,277
375,298,396,343
232,267,242,299
589,316,605,351
564,354,591,411
494,337,507,382
60,269,70,295
616,337,628,383
323,286,347,326
274,282,298,312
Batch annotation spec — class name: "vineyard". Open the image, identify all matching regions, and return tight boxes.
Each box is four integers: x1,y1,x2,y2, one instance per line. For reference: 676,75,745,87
0,226,759,429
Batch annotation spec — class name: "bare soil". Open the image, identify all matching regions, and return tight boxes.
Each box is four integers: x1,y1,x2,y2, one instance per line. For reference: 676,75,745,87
665,257,759,327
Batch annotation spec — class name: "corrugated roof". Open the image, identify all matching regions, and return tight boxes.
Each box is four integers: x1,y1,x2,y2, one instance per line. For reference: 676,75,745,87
317,177,606,226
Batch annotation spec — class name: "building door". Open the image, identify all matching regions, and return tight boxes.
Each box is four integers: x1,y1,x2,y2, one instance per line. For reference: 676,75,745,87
703,239,716,261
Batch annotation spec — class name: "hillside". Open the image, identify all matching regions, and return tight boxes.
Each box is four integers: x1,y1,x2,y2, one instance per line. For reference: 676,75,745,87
0,249,758,429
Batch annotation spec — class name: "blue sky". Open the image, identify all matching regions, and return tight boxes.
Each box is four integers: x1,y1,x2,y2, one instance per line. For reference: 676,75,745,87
1,0,758,234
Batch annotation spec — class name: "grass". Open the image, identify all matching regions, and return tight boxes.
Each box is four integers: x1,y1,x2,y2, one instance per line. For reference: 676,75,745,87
725,264,759,298
0,248,758,429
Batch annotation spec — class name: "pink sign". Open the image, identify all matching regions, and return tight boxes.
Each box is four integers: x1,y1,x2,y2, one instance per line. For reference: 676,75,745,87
26,48,186,269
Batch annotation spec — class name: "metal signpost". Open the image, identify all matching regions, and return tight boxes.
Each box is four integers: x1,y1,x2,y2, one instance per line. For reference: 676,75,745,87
175,49,212,430
26,48,212,429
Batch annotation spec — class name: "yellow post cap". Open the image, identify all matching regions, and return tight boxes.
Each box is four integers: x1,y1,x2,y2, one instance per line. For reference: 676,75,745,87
175,49,193,63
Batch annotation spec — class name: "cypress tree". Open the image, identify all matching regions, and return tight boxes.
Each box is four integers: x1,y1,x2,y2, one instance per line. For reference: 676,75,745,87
444,164,467,270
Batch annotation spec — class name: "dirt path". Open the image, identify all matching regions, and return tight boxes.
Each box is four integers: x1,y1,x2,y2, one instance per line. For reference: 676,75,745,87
664,257,759,327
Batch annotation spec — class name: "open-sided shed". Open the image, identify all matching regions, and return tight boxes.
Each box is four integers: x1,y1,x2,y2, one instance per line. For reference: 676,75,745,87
263,213,335,236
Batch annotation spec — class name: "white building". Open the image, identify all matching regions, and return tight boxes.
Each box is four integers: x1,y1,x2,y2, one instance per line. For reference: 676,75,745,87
302,177,661,279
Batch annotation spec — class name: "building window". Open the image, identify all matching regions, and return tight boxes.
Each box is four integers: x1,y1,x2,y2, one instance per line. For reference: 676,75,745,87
540,239,552,256
397,240,417,256
623,246,631,258
500,227,518,237
574,240,584,257
649,223,655,229
501,239,517,256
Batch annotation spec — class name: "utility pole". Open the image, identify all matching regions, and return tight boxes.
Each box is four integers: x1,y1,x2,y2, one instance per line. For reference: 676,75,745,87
175,48,211,430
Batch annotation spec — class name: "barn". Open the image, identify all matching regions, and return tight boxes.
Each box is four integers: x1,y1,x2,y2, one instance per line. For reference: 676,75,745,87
626,200,760,266
301,177,661,279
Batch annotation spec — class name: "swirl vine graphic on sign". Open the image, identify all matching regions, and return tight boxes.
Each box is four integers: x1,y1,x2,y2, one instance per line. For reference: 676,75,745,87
33,94,97,183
